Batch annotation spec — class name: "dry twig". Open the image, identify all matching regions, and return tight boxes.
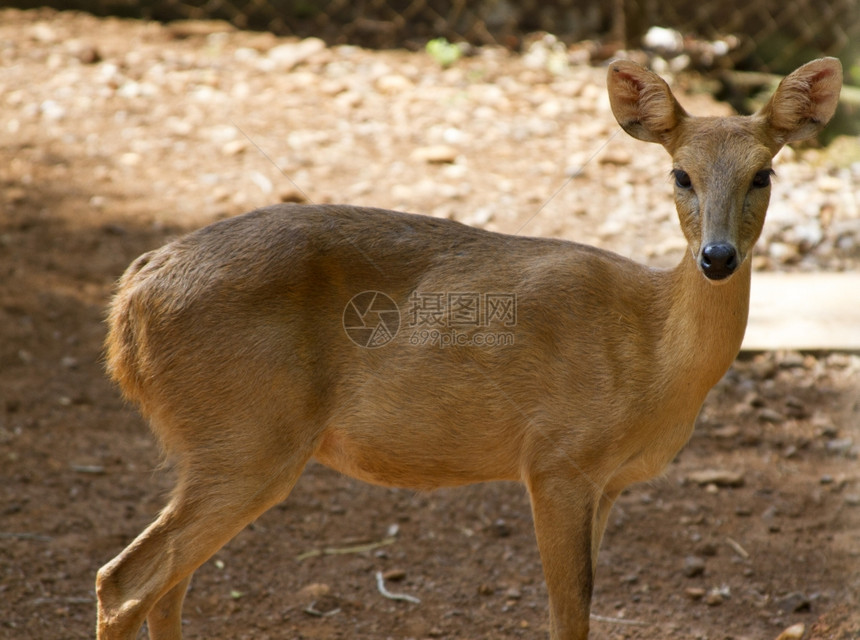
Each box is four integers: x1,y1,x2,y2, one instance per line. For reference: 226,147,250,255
375,571,420,604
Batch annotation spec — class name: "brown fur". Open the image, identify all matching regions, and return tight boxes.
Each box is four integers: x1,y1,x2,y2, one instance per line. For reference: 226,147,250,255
96,58,841,640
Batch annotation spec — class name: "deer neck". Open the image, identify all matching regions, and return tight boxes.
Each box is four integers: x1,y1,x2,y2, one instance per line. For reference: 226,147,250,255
658,251,751,399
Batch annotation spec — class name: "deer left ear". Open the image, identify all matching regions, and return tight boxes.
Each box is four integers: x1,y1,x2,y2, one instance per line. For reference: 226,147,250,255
758,57,843,146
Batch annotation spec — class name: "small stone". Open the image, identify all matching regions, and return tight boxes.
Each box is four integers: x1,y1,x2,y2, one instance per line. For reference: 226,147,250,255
490,518,512,538
812,414,838,438
688,469,745,488
278,185,308,203
221,139,247,156
477,583,494,596
504,586,522,600
844,494,860,506
769,241,800,264
704,589,725,606
376,74,413,93
297,583,330,602
711,424,740,439
119,152,141,167
683,556,706,578
777,592,811,613
599,149,632,165
775,622,805,640
5,187,26,204
268,38,326,70
826,438,854,454
411,145,459,164
684,587,705,600
383,569,406,582
817,175,843,192
74,44,101,64
167,19,235,38
758,408,785,424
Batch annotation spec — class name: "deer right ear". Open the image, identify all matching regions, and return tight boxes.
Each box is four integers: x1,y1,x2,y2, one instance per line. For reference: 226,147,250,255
607,60,688,148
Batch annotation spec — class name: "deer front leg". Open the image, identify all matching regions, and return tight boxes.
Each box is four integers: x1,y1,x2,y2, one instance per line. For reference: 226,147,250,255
527,469,600,640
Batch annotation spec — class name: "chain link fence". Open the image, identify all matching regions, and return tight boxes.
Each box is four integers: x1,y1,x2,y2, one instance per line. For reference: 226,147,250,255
9,0,860,78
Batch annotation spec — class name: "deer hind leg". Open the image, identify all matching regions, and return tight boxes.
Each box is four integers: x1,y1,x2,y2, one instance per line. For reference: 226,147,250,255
590,489,619,580
144,575,191,640
96,443,312,640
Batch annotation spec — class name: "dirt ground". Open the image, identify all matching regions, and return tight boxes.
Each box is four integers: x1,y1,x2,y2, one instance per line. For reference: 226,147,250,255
1,9,859,640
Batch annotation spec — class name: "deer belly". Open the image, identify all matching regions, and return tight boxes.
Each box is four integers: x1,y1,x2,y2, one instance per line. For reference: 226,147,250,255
313,425,519,490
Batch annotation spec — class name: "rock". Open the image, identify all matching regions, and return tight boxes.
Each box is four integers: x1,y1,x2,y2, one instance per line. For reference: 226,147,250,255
411,145,459,164
685,587,705,600
688,469,745,488
777,592,811,613
775,622,805,640
683,556,706,577
70,42,101,64
817,175,843,192
268,38,326,70
711,424,740,439
599,149,632,166
462,207,494,227
167,20,235,38
278,184,308,203
769,241,800,264
221,139,247,156
704,587,728,606
490,518,512,538
643,26,684,54
383,568,407,582
376,74,413,93
6,187,27,204
504,586,522,600
758,408,785,424
297,582,331,602
826,437,854,454
119,152,141,167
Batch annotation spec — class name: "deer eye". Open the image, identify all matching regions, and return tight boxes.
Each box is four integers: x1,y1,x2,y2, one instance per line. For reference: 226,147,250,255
672,169,692,189
752,169,775,189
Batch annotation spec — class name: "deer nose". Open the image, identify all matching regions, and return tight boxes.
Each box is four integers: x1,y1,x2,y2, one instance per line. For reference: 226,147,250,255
700,243,738,280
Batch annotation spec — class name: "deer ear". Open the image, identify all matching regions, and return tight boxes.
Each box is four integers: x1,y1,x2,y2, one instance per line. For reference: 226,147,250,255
607,60,688,148
758,57,843,145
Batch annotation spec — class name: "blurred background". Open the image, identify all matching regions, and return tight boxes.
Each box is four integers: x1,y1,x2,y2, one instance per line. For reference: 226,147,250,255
6,0,859,135
6,0,859,72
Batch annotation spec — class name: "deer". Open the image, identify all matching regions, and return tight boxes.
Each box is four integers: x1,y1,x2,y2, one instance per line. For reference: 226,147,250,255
95,57,842,639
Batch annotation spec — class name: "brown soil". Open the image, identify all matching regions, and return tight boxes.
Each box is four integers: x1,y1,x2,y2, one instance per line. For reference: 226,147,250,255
1,9,858,640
